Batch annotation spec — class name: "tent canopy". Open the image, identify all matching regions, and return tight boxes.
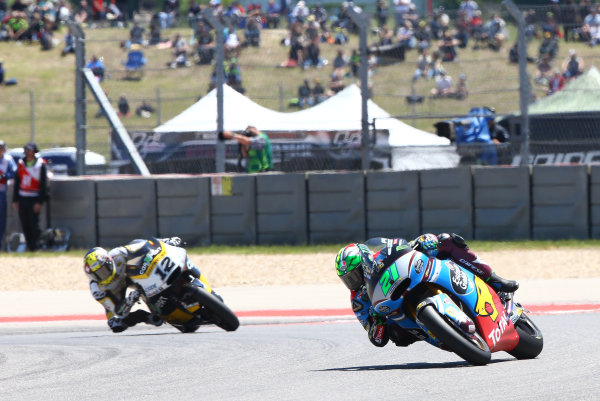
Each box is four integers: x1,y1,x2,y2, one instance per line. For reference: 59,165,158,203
154,84,449,146
527,66,600,115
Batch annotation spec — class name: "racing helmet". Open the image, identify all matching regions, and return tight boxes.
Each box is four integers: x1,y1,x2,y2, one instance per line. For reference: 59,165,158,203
335,244,366,291
83,247,116,285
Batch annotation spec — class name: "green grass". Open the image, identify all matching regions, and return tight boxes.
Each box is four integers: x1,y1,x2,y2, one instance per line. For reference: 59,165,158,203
9,239,600,256
0,20,597,158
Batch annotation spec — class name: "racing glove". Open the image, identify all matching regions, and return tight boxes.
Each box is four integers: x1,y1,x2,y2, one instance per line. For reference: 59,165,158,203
367,316,389,347
411,234,440,257
108,317,128,333
162,236,182,247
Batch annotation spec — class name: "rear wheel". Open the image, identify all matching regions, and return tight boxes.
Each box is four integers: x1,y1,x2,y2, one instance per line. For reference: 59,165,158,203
185,284,240,332
508,313,543,359
418,304,491,366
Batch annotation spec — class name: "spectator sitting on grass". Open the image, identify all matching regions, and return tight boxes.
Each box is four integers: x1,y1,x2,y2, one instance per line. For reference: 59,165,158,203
430,70,455,98
562,49,584,80
136,101,155,118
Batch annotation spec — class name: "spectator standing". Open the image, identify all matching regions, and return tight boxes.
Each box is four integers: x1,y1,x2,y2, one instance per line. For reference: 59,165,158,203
219,126,273,173
12,142,49,251
61,26,76,56
0,140,16,251
374,0,387,28
194,21,214,65
562,0,578,41
149,13,162,45
0,0,7,22
311,2,328,29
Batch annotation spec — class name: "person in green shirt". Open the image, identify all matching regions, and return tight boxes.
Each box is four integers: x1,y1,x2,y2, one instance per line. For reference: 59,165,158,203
219,125,273,173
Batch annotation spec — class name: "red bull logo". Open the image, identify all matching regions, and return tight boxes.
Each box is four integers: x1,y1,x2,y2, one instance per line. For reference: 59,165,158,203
474,277,498,322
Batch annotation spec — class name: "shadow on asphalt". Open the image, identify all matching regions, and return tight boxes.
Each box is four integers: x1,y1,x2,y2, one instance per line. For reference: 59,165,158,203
314,358,512,371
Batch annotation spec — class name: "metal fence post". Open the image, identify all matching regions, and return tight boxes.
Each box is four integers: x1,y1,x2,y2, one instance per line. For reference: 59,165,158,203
29,89,35,142
346,6,371,171
503,0,530,166
69,21,87,176
203,7,225,173
156,87,162,126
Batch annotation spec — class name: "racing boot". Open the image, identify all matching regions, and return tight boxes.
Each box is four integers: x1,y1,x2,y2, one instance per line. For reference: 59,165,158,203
486,272,519,293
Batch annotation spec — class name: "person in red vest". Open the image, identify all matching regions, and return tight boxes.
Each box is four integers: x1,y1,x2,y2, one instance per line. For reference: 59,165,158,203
12,142,48,251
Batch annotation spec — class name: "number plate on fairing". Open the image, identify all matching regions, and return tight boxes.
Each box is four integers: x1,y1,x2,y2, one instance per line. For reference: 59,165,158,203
129,242,187,297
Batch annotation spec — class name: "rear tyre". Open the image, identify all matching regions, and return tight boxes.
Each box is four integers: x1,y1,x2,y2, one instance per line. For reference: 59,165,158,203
508,313,543,359
185,284,240,332
418,304,491,366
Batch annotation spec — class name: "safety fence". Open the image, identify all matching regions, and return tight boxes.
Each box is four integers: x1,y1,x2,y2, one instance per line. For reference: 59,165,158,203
2,2,600,172
2,164,597,249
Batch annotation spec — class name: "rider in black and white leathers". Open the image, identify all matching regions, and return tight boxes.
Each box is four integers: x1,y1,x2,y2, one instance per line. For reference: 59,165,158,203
84,237,184,333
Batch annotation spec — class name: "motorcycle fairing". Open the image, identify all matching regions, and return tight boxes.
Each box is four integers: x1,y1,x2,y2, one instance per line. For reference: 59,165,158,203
128,242,187,298
472,276,519,352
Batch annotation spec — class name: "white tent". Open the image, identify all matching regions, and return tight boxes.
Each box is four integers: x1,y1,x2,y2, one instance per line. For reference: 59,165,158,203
154,84,449,147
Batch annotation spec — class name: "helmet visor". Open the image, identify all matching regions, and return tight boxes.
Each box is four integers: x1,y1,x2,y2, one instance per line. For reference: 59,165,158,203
340,266,364,291
87,258,115,284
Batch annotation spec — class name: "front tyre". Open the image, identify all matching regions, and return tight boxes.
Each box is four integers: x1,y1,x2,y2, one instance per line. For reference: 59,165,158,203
185,284,240,332
418,304,491,366
508,313,543,359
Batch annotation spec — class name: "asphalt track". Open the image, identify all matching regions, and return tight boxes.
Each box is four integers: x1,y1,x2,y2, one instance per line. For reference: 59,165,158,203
2,282,600,400
1,311,600,401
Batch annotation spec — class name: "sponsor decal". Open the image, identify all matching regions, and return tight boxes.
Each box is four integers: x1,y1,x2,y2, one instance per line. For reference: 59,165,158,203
458,258,486,276
378,305,391,314
352,300,363,312
487,311,510,346
448,262,469,295
413,259,424,274
84,264,92,274
474,277,499,322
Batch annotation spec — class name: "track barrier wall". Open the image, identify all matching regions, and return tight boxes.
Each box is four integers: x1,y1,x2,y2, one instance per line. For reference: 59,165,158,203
531,165,589,240
473,167,531,240
156,176,211,246
366,171,420,240
6,165,599,250
420,167,473,238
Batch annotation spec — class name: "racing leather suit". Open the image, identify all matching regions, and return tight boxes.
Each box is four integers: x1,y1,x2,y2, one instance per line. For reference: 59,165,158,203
88,237,181,333
351,233,518,347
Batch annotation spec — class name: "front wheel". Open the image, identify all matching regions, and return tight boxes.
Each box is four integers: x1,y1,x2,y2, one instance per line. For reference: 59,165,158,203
418,304,491,366
185,284,240,332
508,313,543,359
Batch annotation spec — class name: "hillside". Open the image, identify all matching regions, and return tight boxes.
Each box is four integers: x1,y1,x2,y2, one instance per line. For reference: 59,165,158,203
0,19,596,158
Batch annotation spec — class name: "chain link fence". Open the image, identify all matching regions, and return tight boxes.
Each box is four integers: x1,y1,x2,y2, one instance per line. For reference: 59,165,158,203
2,2,600,173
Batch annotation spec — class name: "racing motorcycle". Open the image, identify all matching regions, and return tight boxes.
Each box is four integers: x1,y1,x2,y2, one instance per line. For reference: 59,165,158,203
124,238,239,333
363,238,543,365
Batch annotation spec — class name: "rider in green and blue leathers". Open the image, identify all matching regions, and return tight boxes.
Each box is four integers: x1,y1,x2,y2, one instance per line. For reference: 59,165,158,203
335,234,519,348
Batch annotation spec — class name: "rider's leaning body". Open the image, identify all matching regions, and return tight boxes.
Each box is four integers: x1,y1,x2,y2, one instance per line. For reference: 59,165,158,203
336,233,519,348
84,237,211,333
